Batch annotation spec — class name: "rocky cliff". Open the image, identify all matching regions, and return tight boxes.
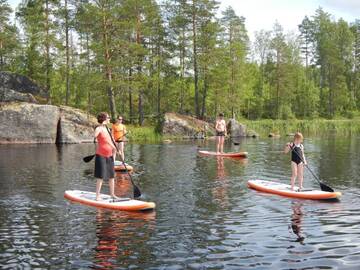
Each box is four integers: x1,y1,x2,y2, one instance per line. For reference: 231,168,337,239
0,72,97,144
0,102,97,144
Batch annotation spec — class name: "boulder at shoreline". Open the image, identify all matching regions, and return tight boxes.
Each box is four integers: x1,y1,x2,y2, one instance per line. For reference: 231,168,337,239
162,112,215,139
0,102,96,144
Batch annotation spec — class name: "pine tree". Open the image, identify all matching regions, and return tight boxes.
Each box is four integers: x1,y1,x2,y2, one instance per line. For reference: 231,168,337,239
0,0,18,71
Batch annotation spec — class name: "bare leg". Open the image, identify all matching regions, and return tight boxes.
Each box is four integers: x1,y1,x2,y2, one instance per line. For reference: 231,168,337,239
109,178,119,199
290,162,298,191
119,142,125,161
220,136,225,153
298,163,304,190
216,136,220,154
96,179,103,200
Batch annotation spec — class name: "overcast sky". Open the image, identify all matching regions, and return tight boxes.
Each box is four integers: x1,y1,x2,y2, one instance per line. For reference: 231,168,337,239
8,0,360,40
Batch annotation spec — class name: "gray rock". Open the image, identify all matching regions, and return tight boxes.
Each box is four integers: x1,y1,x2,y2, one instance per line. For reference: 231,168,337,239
0,71,46,97
269,132,281,138
162,112,215,138
0,102,97,144
227,118,246,137
0,87,38,103
246,129,259,138
57,106,97,144
0,102,60,144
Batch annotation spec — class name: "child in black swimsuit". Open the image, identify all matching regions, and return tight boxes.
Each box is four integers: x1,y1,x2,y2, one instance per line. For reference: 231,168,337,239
284,132,307,191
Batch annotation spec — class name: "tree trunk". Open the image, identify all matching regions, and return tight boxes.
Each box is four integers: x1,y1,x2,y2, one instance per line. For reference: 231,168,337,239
65,0,70,105
192,0,200,118
230,26,235,118
45,0,51,103
136,12,144,126
201,68,208,118
102,4,116,119
179,28,185,113
157,44,161,116
0,40,3,70
276,48,280,119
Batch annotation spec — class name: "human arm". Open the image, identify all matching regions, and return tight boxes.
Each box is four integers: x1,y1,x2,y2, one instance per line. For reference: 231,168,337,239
301,145,307,165
284,142,292,154
111,124,115,140
223,120,227,136
123,125,127,139
215,120,220,132
94,126,101,139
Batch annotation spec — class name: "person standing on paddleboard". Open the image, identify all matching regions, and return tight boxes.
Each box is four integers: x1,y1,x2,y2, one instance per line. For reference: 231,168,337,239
112,115,127,161
94,112,118,201
215,113,227,154
284,132,307,191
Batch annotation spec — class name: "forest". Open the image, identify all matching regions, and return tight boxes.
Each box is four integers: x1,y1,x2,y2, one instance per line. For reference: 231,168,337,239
1,0,359,124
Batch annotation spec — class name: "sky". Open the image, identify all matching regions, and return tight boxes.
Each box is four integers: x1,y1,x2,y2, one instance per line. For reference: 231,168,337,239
7,0,360,41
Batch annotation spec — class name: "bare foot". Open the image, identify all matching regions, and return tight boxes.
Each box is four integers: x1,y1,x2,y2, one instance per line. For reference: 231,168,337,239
95,197,101,201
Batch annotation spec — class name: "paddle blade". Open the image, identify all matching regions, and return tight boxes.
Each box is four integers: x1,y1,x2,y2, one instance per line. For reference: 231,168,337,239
133,185,141,198
83,154,95,163
320,182,334,192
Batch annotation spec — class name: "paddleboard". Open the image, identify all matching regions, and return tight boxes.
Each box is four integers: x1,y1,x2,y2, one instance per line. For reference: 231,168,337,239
247,180,341,200
198,150,248,158
64,190,155,211
114,160,134,172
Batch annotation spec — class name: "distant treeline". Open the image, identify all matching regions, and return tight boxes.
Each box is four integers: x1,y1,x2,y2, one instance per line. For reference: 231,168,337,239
1,0,359,123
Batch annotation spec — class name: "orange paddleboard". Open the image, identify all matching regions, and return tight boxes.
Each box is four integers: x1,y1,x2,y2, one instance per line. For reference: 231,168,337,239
198,150,248,158
114,160,134,172
64,190,155,211
248,180,341,200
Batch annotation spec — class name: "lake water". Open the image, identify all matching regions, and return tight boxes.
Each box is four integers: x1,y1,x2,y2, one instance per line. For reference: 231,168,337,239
1,136,360,269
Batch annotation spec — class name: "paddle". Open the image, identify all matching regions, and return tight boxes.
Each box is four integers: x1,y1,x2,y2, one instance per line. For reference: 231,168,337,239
83,154,95,163
105,126,141,198
289,144,334,192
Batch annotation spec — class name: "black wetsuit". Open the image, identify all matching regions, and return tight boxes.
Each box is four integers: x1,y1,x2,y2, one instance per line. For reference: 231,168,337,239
291,143,304,165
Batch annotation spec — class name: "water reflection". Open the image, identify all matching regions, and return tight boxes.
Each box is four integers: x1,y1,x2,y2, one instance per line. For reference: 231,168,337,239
290,202,305,244
114,174,132,198
216,157,226,180
93,209,156,269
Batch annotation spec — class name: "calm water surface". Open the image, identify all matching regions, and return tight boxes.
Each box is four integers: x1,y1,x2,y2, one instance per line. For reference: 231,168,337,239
1,136,360,269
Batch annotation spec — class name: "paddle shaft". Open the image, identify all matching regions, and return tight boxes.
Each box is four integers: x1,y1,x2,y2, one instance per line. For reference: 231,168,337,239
105,126,141,197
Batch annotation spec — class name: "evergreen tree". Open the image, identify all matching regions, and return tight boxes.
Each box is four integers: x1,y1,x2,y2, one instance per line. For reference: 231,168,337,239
0,0,18,71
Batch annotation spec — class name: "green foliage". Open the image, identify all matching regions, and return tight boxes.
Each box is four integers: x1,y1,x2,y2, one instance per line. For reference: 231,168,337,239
1,1,359,122
243,118,360,137
126,125,162,143
0,0,19,71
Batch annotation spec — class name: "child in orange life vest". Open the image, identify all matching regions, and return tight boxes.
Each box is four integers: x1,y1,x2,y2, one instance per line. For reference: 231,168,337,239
111,116,127,161
284,132,307,191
